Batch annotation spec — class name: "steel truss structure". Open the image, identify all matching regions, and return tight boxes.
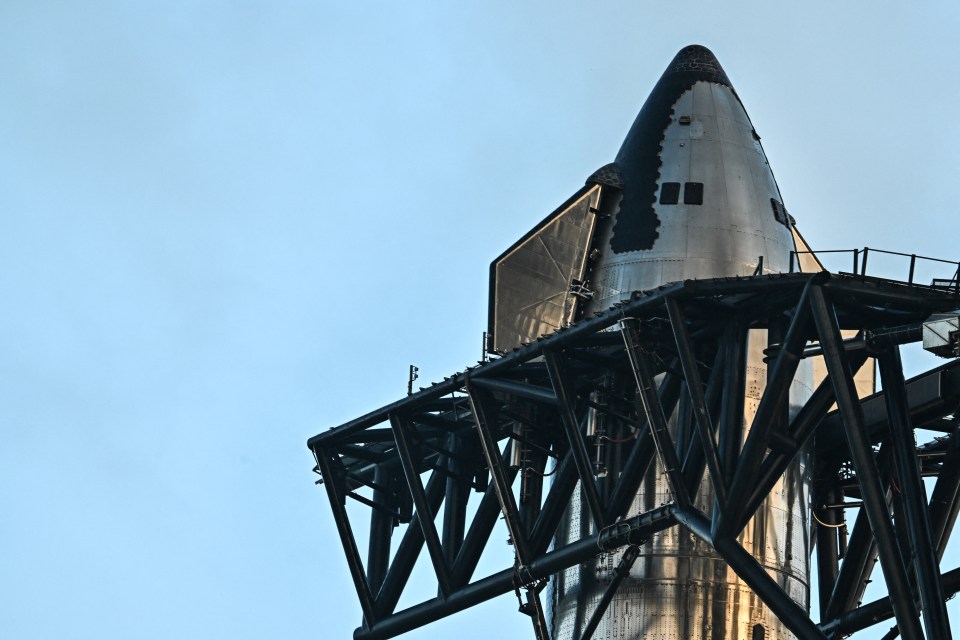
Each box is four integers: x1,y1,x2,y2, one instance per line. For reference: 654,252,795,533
309,272,960,640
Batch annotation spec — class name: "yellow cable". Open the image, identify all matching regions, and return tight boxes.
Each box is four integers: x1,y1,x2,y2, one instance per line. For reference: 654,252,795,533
813,510,846,528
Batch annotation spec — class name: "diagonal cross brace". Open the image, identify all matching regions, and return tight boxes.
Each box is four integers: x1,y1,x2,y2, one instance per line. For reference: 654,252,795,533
666,298,727,507
878,346,952,639
464,382,535,564
717,279,817,537
313,446,379,627
621,318,692,508
808,285,924,640
543,350,607,528
389,413,454,597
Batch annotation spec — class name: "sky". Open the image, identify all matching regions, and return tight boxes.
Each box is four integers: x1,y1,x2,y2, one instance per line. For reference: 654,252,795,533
2,2,959,639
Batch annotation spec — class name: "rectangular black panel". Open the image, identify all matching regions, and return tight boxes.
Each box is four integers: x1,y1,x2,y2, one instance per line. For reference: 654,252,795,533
659,182,680,205
684,182,703,205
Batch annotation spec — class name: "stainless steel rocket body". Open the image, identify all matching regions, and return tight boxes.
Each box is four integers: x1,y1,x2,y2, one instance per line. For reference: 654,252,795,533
547,47,814,639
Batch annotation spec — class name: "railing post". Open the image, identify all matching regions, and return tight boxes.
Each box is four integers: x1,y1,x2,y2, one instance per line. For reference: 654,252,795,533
861,247,869,276
908,254,916,285
789,251,795,273
853,248,859,275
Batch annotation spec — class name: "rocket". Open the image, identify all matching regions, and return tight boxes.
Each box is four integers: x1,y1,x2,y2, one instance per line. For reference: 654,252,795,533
488,45,821,639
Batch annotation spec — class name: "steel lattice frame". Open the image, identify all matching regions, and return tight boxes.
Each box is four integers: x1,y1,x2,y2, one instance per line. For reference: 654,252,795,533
308,272,960,640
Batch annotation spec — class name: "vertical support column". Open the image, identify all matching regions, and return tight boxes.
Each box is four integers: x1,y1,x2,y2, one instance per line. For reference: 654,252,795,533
314,446,378,627
767,315,790,448
367,465,394,596
441,432,469,567
824,442,892,620
808,285,923,640
878,346,952,639
519,452,545,534
531,451,579,554
676,382,693,460
389,413,453,597
814,465,842,620
718,321,747,483
929,428,960,561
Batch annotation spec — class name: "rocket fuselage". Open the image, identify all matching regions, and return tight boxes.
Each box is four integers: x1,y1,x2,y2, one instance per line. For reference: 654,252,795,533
547,46,813,639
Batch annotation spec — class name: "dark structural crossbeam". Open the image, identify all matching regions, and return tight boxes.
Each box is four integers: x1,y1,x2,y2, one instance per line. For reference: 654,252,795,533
308,272,960,639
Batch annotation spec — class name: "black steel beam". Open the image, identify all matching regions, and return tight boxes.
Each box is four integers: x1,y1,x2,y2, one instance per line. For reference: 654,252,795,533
530,451,578,555
367,465,394,595
544,350,606,527
314,447,378,627
718,321,747,483
353,506,676,640
621,319,691,508
450,450,519,587
738,351,869,535
808,286,923,640
519,445,546,534
673,507,828,640
388,413,453,597
814,465,842,621
929,429,960,560
603,368,681,523
310,273,960,640
878,346,952,638
309,278,688,449
675,381,693,461
469,376,558,405
824,566,960,637
818,359,960,451
718,281,815,537
441,433,469,567
823,276,960,309
465,385,534,564
680,344,725,503
823,443,891,621
374,468,446,616
580,545,640,640
310,273,960,449
522,585,550,640
666,298,727,506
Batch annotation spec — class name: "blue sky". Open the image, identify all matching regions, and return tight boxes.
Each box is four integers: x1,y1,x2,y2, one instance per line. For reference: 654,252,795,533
2,2,959,639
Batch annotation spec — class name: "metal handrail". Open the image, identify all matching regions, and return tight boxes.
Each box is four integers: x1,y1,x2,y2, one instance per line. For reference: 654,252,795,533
788,247,960,293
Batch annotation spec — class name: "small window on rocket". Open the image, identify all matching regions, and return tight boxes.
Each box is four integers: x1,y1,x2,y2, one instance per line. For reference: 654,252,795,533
684,182,703,205
770,198,790,227
659,182,680,205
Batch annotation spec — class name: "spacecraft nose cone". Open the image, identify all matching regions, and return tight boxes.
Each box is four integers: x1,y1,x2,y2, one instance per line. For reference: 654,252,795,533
662,45,731,86
608,44,757,256
615,44,734,167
